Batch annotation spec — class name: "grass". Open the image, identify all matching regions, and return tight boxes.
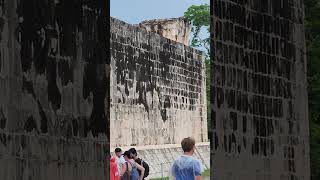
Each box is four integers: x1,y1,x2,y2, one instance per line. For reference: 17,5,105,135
202,169,210,177
150,169,210,180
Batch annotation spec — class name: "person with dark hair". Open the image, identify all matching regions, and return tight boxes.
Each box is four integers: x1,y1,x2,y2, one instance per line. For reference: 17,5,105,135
121,151,145,180
169,137,202,180
129,148,150,179
115,148,126,175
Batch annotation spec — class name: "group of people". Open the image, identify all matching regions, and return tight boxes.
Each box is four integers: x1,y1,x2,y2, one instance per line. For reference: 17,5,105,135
110,147,149,180
110,137,203,180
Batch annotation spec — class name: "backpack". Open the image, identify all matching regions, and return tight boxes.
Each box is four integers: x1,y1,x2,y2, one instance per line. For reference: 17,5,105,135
140,159,149,178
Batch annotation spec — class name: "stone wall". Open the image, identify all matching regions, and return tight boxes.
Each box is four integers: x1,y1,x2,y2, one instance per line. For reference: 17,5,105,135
110,17,207,147
210,0,309,180
0,0,109,179
139,18,191,46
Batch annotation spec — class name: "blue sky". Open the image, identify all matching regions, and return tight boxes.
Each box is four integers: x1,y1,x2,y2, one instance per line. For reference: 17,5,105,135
111,0,209,24
110,0,210,53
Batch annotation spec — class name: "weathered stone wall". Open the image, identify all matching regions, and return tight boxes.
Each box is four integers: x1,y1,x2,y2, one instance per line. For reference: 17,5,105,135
210,0,309,179
110,18,207,147
0,0,109,179
139,18,191,46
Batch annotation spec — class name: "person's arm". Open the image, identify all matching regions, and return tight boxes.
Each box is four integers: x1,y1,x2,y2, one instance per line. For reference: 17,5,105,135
194,161,202,180
120,162,126,176
170,162,176,180
136,162,145,180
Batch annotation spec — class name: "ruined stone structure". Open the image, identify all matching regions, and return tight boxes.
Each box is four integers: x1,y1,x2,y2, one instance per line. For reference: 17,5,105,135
110,17,208,147
210,0,309,180
139,18,192,46
0,1,109,179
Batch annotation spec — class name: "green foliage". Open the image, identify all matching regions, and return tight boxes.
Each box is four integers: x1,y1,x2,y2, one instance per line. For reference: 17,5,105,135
202,169,211,177
184,4,210,53
150,178,169,180
305,0,320,179
310,111,320,180
184,3,211,133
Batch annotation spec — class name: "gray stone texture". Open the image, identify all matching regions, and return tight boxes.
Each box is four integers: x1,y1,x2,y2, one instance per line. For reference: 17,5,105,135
138,18,192,46
0,0,109,179
110,18,208,147
210,0,309,180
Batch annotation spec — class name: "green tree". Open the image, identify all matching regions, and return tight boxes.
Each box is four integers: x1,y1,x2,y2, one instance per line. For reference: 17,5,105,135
305,0,320,179
184,4,210,54
184,3,211,137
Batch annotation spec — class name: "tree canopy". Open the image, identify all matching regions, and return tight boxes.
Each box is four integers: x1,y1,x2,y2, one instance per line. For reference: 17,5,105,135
184,4,210,54
305,0,320,179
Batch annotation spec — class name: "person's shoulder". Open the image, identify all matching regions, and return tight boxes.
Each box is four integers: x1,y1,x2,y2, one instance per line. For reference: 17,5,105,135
192,158,201,165
171,157,179,163
119,157,126,163
172,156,183,165
191,157,200,162
174,155,183,160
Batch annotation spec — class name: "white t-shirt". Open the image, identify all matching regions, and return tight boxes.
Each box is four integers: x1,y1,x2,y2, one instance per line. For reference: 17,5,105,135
116,155,125,174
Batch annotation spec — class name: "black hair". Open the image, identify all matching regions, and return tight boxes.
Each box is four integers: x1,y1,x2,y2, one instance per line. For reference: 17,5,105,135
129,148,137,155
123,151,132,159
115,148,122,153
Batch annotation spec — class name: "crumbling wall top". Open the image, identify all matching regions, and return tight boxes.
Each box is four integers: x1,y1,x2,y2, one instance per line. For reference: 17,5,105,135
138,17,191,45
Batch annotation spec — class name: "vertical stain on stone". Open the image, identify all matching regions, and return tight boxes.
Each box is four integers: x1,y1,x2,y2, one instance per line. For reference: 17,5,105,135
160,109,167,122
22,76,36,97
243,136,246,149
0,133,6,146
47,59,61,111
83,64,108,137
58,60,73,85
230,112,237,131
55,0,81,58
242,116,247,133
214,132,219,150
0,108,6,129
217,88,224,108
24,116,37,132
72,118,79,137
37,100,47,133
228,134,232,153
20,135,26,150
164,96,171,108
0,50,1,72
224,135,227,152
255,137,260,155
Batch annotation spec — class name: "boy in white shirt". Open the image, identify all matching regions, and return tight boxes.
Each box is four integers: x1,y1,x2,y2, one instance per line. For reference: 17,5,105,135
115,148,125,174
